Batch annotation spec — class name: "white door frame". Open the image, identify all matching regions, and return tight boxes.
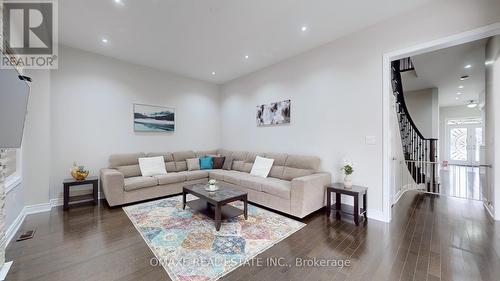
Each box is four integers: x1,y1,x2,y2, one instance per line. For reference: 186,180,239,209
382,22,500,222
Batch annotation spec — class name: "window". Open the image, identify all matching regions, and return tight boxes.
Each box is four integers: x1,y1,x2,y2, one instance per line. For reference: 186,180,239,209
1,149,17,178
1,149,21,191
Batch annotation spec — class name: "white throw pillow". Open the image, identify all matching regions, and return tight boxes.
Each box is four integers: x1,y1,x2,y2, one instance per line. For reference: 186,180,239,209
138,156,167,177
186,158,200,171
250,156,274,178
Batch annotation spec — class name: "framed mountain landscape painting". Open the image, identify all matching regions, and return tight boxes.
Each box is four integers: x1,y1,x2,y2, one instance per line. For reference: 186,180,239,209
133,104,175,132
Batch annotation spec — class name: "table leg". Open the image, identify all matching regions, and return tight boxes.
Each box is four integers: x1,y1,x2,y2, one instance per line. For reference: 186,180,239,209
326,190,331,217
335,193,341,220
363,193,367,220
215,204,222,231
63,184,69,210
354,194,359,226
182,191,186,210
93,181,98,205
244,196,248,220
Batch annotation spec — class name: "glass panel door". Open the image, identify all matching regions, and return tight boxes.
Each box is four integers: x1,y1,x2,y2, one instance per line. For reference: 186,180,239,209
447,119,482,166
449,127,468,164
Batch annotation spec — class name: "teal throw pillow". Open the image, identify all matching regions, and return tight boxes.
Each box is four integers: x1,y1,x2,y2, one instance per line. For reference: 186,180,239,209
199,156,213,170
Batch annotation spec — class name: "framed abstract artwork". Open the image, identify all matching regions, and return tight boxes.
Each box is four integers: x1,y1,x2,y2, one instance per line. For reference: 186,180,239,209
256,99,291,126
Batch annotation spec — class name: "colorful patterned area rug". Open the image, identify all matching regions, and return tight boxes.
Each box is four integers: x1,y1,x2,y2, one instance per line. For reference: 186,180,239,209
123,195,305,281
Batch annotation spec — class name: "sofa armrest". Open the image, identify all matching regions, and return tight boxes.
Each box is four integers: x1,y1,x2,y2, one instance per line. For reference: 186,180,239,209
100,168,125,206
290,172,331,218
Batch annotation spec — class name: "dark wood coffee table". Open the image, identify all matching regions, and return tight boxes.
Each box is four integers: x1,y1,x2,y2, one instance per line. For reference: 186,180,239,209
182,184,248,231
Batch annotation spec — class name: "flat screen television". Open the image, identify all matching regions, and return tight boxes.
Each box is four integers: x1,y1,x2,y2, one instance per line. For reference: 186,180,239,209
0,52,31,148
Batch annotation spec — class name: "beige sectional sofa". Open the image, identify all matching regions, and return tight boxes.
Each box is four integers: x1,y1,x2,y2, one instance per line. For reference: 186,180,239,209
100,149,331,218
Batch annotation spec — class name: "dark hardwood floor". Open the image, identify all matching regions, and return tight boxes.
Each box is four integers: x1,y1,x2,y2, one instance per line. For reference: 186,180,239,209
6,190,500,281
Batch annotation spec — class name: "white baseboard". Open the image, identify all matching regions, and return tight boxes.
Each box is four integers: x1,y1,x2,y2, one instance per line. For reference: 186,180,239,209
5,192,104,247
367,209,389,222
24,202,52,215
0,261,12,281
5,202,51,247
5,208,26,246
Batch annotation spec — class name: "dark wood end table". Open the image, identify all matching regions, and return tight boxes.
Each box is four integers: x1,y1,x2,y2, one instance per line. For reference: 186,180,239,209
182,184,248,231
63,176,99,210
326,183,367,226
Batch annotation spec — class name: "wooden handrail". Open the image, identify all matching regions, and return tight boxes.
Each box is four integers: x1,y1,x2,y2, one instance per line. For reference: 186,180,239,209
392,60,434,141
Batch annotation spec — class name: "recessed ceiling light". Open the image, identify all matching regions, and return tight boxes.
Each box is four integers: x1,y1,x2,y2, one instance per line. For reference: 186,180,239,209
101,38,108,43
244,55,249,60
114,0,122,4
485,60,494,65
458,85,464,89
456,97,460,100
464,64,472,69
467,100,478,108
301,26,308,32
460,75,469,81
457,92,463,95
211,71,216,75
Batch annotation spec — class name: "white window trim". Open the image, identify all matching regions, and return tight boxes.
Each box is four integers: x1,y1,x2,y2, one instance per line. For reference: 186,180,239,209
3,148,22,194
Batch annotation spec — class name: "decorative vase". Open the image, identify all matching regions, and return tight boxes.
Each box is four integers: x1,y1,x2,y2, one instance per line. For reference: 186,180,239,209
71,169,89,181
344,175,353,188
205,184,219,192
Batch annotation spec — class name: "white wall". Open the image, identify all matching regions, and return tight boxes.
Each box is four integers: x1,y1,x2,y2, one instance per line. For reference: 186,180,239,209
404,88,439,139
220,0,500,218
438,105,482,162
22,70,52,206
49,46,222,200
4,183,24,237
485,35,500,218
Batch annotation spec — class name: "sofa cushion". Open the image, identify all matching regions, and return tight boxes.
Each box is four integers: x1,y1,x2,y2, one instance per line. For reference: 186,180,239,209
116,164,142,178
173,151,196,172
264,152,288,179
282,154,320,181
209,169,231,181
138,156,167,177
179,170,209,181
147,152,174,162
239,175,268,192
231,151,248,161
195,150,218,158
123,176,158,191
217,149,233,157
186,158,200,171
250,156,274,178
109,152,145,168
154,173,186,185
147,152,176,172
261,178,291,199
223,171,248,185
222,155,233,170
212,156,225,169
232,160,245,172
199,156,213,170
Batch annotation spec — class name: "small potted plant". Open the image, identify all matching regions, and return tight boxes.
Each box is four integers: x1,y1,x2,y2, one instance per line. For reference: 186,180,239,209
341,161,354,188
206,179,219,191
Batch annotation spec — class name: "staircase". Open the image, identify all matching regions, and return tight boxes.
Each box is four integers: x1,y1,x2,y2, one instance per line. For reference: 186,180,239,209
391,58,439,192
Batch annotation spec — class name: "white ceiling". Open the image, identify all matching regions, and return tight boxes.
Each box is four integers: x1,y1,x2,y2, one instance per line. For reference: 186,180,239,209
402,39,486,107
59,0,431,84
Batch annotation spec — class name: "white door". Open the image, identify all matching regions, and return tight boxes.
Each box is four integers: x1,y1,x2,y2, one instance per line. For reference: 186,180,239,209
447,119,482,166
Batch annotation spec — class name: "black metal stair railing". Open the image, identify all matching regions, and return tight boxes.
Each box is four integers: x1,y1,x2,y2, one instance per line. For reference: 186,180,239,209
391,58,439,192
